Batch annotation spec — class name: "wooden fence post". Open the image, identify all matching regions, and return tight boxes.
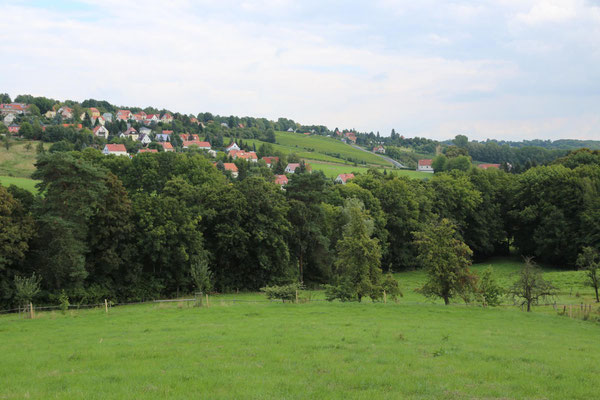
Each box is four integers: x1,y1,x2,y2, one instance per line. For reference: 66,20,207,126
569,305,572,318
383,290,387,304
295,290,298,304
104,299,108,314
29,302,34,319
206,294,209,308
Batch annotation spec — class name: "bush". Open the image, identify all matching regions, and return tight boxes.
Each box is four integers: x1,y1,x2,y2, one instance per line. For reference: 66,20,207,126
261,283,301,302
58,290,70,314
382,273,403,301
478,266,503,306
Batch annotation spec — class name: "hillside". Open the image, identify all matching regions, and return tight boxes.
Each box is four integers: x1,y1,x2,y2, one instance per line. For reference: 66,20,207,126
0,139,38,178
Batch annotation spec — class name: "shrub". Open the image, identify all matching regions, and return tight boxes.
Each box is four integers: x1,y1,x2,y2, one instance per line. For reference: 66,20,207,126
261,283,301,302
478,266,503,306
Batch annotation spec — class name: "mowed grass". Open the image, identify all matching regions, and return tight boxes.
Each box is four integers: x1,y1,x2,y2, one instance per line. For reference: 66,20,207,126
0,139,39,178
274,131,392,167
0,175,40,193
1,258,599,399
309,161,433,179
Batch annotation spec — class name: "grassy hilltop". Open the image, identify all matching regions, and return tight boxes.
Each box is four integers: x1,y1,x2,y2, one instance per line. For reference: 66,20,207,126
1,258,599,400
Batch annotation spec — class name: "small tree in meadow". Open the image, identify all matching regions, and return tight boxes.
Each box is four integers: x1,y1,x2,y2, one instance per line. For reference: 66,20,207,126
414,218,476,305
190,260,212,293
14,273,41,312
510,257,556,312
478,266,503,306
382,273,403,301
576,247,600,303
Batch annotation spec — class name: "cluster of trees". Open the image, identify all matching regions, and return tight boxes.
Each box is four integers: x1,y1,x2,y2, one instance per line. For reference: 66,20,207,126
1,147,599,309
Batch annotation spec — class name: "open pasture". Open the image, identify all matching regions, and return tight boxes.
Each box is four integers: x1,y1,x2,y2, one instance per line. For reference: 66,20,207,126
1,258,599,399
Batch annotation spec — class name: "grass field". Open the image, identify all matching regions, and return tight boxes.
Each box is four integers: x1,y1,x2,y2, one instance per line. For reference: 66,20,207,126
263,131,392,167
0,139,39,178
307,161,433,180
1,258,599,399
0,175,40,193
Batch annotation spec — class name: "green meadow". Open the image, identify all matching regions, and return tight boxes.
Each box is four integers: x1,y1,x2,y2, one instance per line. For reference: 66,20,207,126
0,175,40,193
307,161,432,179
1,258,598,399
0,139,39,178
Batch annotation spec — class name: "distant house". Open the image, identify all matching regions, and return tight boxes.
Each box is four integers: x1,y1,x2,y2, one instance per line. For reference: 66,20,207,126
139,126,152,136
262,156,279,168
220,122,229,128
92,116,106,126
160,142,174,152
335,173,355,184
8,123,20,134
373,145,385,154
417,159,434,172
190,117,200,125
285,163,301,174
44,110,56,119
478,163,501,170
179,133,200,141
155,133,171,142
58,106,73,119
222,163,239,178
138,148,158,154
116,110,132,121
103,144,128,156
120,127,139,140
92,125,109,139
183,140,211,150
102,112,113,123
161,113,173,123
274,174,288,187
346,134,357,144
145,114,160,124
225,142,240,152
208,149,217,157
230,150,257,162
3,113,16,124
0,103,28,115
133,111,147,122
89,107,101,118
138,133,152,145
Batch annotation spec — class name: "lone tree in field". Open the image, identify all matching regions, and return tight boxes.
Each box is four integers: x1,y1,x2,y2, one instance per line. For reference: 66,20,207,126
326,198,382,302
510,257,557,312
413,218,476,305
576,247,600,302
14,273,41,312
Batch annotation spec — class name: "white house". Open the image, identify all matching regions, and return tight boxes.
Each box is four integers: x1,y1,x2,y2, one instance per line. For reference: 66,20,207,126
285,163,301,174
139,126,152,136
335,173,355,184
102,112,113,123
161,113,173,123
138,133,152,145
92,125,109,139
225,142,240,152
373,145,385,154
103,144,128,156
417,159,434,172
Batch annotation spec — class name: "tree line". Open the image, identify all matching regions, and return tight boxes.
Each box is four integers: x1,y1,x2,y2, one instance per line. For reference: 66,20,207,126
1,148,599,309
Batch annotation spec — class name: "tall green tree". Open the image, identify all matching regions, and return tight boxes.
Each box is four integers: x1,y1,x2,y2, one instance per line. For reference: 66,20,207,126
414,218,475,305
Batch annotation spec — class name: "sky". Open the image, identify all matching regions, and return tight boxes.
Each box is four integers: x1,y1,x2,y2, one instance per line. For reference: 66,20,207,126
1,0,599,141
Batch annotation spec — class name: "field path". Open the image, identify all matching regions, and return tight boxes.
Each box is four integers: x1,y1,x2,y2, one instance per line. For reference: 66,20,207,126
350,144,407,168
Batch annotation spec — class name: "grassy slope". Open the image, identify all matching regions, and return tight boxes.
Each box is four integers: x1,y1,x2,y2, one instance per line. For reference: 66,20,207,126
1,258,599,399
0,140,38,178
0,175,40,193
307,161,433,179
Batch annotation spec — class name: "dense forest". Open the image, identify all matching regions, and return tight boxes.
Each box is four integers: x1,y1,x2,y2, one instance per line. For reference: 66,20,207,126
1,146,599,309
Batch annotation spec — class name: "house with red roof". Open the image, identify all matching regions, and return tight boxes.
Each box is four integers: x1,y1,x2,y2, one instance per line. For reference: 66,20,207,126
190,117,200,125
116,110,132,121
183,140,211,150
160,142,174,152
0,103,29,115
92,125,109,139
213,162,239,178
8,123,20,134
262,156,279,168
335,173,355,184
417,159,434,172
285,163,301,174
58,106,73,119
230,150,257,162
225,142,240,152
373,145,385,154
89,107,100,118
274,174,288,187
102,144,128,156
478,163,501,170
161,113,173,123
145,114,160,124
138,148,158,154
120,127,138,140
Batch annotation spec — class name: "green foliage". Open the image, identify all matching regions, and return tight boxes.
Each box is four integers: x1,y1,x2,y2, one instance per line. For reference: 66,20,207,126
382,273,402,301
328,198,383,302
414,218,476,305
260,283,300,302
509,258,557,312
58,290,70,313
478,266,503,306
576,247,600,302
190,260,213,293
13,273,41,309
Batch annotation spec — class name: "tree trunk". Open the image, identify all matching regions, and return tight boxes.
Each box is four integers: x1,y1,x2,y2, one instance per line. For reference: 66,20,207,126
443,296,449,305
299,252,304,283
527,300,531,312
595,286,599,303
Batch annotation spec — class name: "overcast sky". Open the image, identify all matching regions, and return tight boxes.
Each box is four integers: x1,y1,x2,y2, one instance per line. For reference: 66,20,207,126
1,0,599,141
